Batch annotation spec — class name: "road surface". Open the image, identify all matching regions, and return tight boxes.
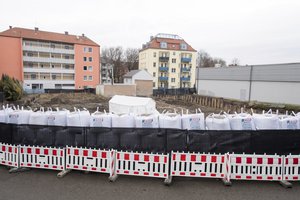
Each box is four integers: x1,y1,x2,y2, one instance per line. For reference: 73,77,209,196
0,166,299,200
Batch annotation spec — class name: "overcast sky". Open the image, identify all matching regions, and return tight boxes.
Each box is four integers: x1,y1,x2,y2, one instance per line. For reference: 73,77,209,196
1,0,300,65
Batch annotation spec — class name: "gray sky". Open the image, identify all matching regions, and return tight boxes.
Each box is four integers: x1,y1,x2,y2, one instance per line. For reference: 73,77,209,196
1,0,300,65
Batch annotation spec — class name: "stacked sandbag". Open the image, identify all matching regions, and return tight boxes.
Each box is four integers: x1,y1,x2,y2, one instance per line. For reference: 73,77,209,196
252,110,279,130
111,113,135,128
67,108,90,127
29,108,49,125
47,108,69,126
135,114,159,128
8,106,32,125
90,109,112,128
206,113,231,130
181,109,205,130
159,112,181,129
278,112,299,129
0,105,13,123
228,112,255,130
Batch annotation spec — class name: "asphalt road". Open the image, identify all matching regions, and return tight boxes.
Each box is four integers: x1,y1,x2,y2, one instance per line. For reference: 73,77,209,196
0,166,299,200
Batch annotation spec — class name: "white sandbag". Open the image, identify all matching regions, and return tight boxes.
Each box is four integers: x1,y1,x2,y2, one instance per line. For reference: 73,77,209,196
0,105,13,123
159,112,181,129
205,113,231,130
252,110,279,130
47,109,69,126
228,113,255,130
111,113,135,128
8,106,32,124
278,114,298,130
90,109,112,128
67,108,90,127
29,108,49,125
135,114,159,128
181,109,205,130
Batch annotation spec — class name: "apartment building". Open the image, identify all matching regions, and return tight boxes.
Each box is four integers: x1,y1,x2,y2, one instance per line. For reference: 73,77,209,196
139,33,197,89
0,26,100,90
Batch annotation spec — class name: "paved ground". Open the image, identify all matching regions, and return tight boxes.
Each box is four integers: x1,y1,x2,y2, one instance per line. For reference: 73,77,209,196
0,166,299,200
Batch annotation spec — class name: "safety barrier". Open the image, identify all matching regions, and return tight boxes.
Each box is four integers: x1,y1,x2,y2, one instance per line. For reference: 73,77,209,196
66,147,113,175
0,143,18,167
20,145,65,170
170,151,228,179
283,155,300,181
115,151,169,179
230,153,283,181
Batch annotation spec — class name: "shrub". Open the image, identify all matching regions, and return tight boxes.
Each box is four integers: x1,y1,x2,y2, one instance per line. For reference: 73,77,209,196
0,74,23,101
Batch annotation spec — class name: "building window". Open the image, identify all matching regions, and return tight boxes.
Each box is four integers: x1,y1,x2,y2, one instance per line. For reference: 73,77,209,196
153,62,156,67
31,74,36,80
180,43,187,50
160,42,167,49
65,55,69,59
89,76,93,81
171,68,176,73
88,66,93,71
153,82,155,87
52,65,54,68
89,57,93,62
65,45,69,49
83,57,87,61
83,66,87,71
52,75,56,80
153,52,156,57
84,76,87,81
89,47,92,52
172,59,176,63
171,78,175,82
153,72,156,77
84,47,88,52
173,52,176,56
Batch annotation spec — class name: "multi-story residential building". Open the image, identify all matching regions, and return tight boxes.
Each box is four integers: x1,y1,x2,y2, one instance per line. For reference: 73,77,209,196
100,56,113,84
0,26,100,90
139,33,197,89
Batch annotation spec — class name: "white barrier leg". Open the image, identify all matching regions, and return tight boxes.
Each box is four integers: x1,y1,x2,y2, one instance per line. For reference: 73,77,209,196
164,175,172,186
9,167,30,173
279,180,292,188
57,169,71,178
222,153,232,186
108,150,118,182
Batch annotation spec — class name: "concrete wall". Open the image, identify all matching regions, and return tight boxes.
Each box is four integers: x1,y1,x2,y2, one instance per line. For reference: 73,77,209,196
196,64,300,105
96,84,136,97
135,80,153,97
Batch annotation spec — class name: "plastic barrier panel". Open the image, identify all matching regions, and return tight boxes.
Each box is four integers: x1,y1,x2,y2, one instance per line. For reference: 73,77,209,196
20,145,65,170
116,151,169,178
284,155,300,181
0,143,18,167
66,147,112,174
230,154,283,181
170,151,227,179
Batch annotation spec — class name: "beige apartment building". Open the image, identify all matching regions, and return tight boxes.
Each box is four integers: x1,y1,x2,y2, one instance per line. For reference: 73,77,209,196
139,33,197,89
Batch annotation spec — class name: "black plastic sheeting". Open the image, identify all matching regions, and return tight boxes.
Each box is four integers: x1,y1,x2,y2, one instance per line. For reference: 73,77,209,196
1,123,300,155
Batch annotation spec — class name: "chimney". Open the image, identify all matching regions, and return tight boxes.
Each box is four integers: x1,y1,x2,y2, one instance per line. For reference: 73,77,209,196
65,31,68,35
82,33,85,37
9,26,12,29
34,27,39,31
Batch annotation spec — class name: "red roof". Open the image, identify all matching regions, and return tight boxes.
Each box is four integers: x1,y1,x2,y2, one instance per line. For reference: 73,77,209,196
0,27,99,47
141,35,196,52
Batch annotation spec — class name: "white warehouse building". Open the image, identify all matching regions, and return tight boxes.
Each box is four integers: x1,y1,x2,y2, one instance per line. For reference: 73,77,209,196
196,63,300,105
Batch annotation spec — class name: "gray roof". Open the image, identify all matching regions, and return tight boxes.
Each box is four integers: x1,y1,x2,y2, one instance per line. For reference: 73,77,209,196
123,70,141,78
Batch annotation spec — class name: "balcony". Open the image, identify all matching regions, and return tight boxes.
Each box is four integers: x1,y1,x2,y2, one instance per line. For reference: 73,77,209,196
180,77,191,81
159,76,168,81
23,45,75,54
181,67,191,72
159,57,169,62
181,57,192,63
159,67,169,72
23,56,75,64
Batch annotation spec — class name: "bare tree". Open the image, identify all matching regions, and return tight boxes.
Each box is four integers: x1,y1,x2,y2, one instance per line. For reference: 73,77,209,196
230,58,240,66
197,50,226,68
124,48,139,71
101,47,127,83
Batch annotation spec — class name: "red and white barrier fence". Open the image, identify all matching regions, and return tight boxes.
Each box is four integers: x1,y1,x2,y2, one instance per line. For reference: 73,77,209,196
66,147,113,175
115,151,169,179
170,151,227,179
284,155,300,181
20,145,65,170
229,153,283,181
0,143,18,167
